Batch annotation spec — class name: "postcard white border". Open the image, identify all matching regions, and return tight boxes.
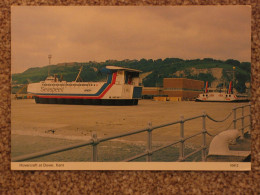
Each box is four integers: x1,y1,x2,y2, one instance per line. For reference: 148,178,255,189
11,6,252,172
11,162,251,171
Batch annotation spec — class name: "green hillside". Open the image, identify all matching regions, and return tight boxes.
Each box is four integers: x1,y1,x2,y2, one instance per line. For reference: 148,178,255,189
12,58,251,93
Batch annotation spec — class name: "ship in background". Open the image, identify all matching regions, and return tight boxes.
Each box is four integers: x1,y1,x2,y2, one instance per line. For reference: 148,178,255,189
27,66,143,105
195,81,249,102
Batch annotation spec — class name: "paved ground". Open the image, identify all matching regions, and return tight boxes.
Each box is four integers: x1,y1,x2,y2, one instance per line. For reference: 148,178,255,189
11,99,249,146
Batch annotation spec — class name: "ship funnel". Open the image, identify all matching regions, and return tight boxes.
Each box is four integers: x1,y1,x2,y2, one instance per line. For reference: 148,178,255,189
228,81,232,94
205,81,208,93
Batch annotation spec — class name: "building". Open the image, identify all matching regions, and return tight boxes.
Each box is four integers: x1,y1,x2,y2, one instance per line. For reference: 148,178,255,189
163,78,204,100
142,87,164,99
142,78,204,100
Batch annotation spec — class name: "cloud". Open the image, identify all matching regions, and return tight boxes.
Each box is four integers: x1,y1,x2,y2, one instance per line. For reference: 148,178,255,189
11,6,251,73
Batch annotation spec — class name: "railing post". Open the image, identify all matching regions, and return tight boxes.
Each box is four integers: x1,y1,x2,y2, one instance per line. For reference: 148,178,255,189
91,131,98,162
146,122,152,162
202,111,207,162
233,108,237,129
249,104,252,133
241,106,245,139
179,116,184,161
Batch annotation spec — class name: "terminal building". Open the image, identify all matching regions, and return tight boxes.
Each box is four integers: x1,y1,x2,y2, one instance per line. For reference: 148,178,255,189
142,78,204,100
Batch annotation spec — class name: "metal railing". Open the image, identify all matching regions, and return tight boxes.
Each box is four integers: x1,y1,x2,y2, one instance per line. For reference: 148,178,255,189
12,103,251,162
232,104,252,138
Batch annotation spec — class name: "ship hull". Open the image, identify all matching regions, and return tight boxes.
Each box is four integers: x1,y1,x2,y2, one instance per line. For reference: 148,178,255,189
195,98,249,103
34,96,138,105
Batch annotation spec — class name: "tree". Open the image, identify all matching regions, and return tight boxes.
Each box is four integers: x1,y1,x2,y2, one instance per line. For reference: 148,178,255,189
163,58,175,63
196,73,215,85
225,59,240,67
147,59,153,63
154,59,163,64
140,58,148,64
203,58,214,61
239,62,251,72
235,72,249,93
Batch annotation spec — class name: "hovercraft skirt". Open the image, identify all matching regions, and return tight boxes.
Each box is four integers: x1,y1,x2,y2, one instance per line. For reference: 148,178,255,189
35,97,138,105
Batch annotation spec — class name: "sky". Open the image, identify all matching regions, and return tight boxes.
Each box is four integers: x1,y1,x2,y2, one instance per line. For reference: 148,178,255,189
11,6,251,73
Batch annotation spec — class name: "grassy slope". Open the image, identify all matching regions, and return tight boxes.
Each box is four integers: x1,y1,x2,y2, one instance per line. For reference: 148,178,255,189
12,58,250,93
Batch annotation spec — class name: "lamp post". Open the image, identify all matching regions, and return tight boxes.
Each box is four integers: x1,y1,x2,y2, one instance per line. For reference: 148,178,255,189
48,54,52,65
48,54,52,76
233,66,236,92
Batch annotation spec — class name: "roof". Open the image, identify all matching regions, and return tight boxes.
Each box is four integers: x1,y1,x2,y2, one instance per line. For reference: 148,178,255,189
106,66,142,72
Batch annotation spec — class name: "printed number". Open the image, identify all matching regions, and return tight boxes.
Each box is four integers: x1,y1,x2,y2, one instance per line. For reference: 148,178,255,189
230,164,239,167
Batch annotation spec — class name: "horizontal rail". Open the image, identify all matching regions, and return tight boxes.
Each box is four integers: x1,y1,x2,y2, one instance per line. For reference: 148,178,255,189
236,114,251,121
236,116,246,121
152,120,182,130
122,151,148,162
183,131,203,142
238,124,251,131
243,124,251,128
151,140,181,154
223,121,234,131
151,115,204,130
12,139,93,162
99,128,148,142
123,140,183,162
152,115,204,131
151,116,202,131
177,147,204,162
183,115,204,122
233,104,250,110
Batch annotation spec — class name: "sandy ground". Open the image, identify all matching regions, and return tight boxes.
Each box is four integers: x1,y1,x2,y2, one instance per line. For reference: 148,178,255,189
11,99,250,147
